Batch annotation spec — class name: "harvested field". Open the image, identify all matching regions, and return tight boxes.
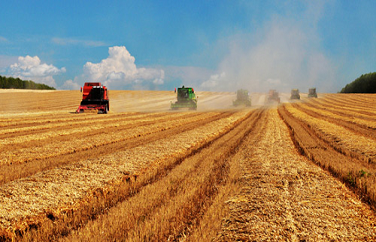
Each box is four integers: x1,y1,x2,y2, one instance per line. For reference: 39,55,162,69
0,90,375,241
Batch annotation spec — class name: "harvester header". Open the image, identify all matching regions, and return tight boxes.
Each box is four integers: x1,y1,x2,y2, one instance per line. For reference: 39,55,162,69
76,82,109,114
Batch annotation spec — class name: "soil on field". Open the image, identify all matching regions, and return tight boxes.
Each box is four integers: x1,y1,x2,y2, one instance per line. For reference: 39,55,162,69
0,90,375,241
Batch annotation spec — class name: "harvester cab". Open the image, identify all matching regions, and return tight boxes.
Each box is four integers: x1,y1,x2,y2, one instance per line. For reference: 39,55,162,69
308,88,318,98
290,89,300,100
171,86,197,110
233,89,251,106
76,82,109,114
267,89,280,103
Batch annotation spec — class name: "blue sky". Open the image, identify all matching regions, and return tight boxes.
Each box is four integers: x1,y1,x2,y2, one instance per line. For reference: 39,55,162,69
1,0,376,92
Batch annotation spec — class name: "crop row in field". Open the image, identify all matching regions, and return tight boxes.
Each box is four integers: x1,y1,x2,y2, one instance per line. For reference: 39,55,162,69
1,91,376,241
279,95,376,210
0,108,252,241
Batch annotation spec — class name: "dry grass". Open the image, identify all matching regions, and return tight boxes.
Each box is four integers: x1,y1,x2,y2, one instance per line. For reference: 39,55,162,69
1,90,376,241
55,110,261,241
279,101,376,209
0,105,251,241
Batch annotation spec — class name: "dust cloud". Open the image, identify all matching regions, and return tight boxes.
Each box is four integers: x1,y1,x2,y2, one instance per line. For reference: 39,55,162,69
200,3,336,94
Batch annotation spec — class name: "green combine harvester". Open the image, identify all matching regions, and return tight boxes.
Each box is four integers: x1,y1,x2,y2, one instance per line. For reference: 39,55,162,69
290,89,300,100
171,86,197,110
233,89,251,106
308,88,318,98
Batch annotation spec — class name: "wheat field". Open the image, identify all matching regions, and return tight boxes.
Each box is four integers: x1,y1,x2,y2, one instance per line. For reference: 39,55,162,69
0,90,375,241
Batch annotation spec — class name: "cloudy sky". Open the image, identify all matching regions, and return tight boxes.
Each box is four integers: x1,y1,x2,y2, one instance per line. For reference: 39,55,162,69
1,0,376,92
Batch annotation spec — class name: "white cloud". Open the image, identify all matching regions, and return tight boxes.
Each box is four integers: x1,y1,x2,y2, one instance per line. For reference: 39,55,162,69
0,36,7,42
7,55,66,87
52,37,106,47
79,46,165,89
201,3,336,93
61,79,81,90
201,72,225,89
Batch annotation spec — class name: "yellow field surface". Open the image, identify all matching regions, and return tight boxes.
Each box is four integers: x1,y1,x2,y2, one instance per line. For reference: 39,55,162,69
0,90,375,241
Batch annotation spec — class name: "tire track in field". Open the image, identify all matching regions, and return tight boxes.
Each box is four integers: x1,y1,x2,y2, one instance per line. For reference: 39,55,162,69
60,109,265,242
0,110,251,241
284,104,376,164
308,98,376,121
313,95,376,116
279,105,376,210
218,108,376,241
0,112,142,130
0,112,234,185
292,103,376,140
0,112,175,140
0,111,200,156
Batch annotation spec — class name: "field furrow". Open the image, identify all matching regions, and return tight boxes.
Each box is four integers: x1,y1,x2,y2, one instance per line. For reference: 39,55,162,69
313,94,376,115
291,103,376,139
0,111,234,186
284,104,376,163
59,109,264,242
0,108,251,241
308,97,376,120
279,105,376,212
218,108,376,241
1,90,376,241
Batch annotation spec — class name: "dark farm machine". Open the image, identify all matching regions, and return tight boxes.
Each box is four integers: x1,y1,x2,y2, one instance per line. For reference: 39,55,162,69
76,82,109,114
308,88,318,98
233,89,251,107
171,86,197,110
290,89,300,100
267,89,280,103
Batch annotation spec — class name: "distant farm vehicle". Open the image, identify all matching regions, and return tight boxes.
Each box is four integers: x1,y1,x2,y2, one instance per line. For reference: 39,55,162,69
308,88,318,98
76,82,109,114
171,86,197,110
267,89,280,103
290,89,300,100
233,89,251,107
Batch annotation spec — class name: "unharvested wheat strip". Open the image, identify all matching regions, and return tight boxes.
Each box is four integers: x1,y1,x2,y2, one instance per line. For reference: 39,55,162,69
317,95,376,114
309,96,376,117
0,112,218,165
324,93,372,104
0,112,166,136
218,108,376,241
0,91,80,113
328,93,376,106
0,112,139,129
0,112,192,147
309,96,373,113
285,104,376,162
304,99,376,124
0,110,250,239
295,103,376,132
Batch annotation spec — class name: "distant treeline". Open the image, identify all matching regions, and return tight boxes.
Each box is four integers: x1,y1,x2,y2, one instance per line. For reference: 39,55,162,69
340,72,376,93
0,75,55,90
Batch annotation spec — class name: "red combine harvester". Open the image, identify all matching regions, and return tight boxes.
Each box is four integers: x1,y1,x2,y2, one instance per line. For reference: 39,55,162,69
76,82,109,114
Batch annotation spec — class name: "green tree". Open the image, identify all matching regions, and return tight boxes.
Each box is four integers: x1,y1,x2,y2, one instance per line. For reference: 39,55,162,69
0,75,55,90
340,72,376,93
